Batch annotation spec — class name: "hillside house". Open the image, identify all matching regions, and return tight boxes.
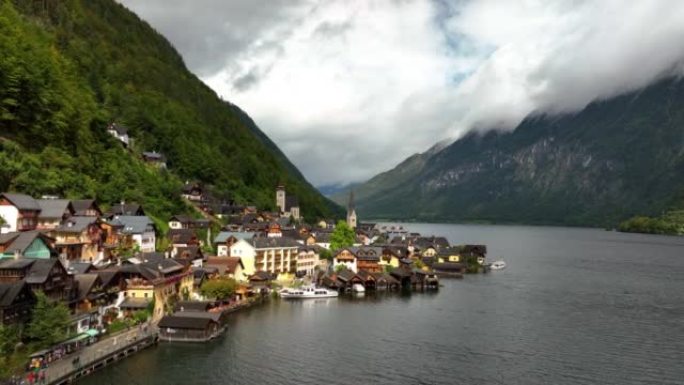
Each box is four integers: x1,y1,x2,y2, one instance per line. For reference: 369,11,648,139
0,231,55,259
142,151,167,168
50,217,103,262
0,193,40,232
0,258,77,303
36,199,74,230
106,123,130,147
0,281,36,325
117,216,156,253
70,200,102,217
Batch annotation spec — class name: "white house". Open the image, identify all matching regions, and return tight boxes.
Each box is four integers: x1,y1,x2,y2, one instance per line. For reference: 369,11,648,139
229,238,256,277
214,231,255,257
332,248,358,273
107,123,129,147
117,215,156,253
0,193,41,232
297,246,321,277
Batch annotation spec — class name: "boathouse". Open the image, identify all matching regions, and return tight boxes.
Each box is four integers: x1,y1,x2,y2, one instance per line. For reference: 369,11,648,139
158,311,223,342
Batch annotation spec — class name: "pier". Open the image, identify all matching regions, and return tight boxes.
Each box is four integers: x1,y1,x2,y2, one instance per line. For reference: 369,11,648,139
44,327,158,385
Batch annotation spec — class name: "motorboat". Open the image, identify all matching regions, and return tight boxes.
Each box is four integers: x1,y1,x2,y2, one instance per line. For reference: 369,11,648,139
489,260,506,270
280,286,339,299
352,283,365,293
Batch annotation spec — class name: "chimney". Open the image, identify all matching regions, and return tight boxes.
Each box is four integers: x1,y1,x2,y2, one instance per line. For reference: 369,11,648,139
13,250,20,260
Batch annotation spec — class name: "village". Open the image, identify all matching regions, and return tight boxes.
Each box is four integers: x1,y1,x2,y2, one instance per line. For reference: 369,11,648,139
0,126,488,385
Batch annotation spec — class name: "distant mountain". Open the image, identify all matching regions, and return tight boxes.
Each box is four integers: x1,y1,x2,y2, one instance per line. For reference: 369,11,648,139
318,183,361,198
353,76,684,227
0,0,341,220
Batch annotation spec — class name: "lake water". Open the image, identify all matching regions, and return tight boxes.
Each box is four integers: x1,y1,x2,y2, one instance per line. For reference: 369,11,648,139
79,224,684,385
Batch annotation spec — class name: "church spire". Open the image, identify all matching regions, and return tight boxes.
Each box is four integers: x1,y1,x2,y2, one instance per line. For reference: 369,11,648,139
347,190,357,229
348,190,355,211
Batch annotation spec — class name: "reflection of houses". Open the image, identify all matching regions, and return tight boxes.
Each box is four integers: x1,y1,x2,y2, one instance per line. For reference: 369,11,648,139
0,231,55,259
0,193,40,232
36,199,74,230
50,217,103,262
119,259,192,322
0,258,77,303
0,281,36,325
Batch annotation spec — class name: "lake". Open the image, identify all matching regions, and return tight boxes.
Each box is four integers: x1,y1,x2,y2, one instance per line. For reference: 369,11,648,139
79,224,684,385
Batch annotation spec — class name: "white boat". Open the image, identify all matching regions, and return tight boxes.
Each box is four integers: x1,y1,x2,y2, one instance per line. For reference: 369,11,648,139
280,286,339,299
352,283,365,293
489,260,506,270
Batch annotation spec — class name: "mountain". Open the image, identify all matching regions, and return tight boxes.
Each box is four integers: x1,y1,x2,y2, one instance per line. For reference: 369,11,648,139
351,76,684,227
0,0,341,221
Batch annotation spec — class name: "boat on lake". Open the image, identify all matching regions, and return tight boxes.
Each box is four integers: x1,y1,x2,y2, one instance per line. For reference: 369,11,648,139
280,286,339,299
352,283,365,293
489,260,506,270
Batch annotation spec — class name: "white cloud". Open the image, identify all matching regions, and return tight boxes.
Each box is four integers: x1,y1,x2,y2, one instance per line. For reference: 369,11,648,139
119,0,684,186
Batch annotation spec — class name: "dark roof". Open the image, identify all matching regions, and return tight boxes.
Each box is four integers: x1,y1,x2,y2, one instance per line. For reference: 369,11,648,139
175,246,202,260
205,257,243,275
119,298,150,309
415,236,450,249
107,203,145,216
168,229,197,244
74,274,101,301
97,270,121,288
142,151,165,161
249,271,273,281
285,195,299,210
107,123,128,135
70,200,101,216
1,193,39,211
140,252,166,263
158,315,216,330
251,237,300,249
0,281,33,307
37,199,73,219
68,262,94,275
117,216,155,234
25,259,65,284
54,216,97,233
169,215,194,224
119,258,184,282
0,231,52,255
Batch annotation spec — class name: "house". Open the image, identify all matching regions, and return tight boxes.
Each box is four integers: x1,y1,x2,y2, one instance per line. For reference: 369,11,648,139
379,247,404,269
181,182,204,202
118,258,193,321
36,199,74,230
117,216,156,253
296,245,321,277
142,151,166,168
313,231,332,249
0,258,77,303
354,247,383,273
50,217,103,262
267,221,283,238
213,231,255,257
228,238,257,277
0,231,55,259
251,237,300,276
173,246,204,266
370,272,400,291
99,218,124,261
107,123,129,147
73,273,105,315
158,312,222,342
106,203,145,217
169,215,194,230
70,200,102,217
0,281,36,325
205,257,245,281
248,271,273,289
168,229,200,248
332,248,358,273
0,193,40,232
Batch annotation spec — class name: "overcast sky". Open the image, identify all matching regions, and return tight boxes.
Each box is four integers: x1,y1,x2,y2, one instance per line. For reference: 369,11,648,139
119,0,684,186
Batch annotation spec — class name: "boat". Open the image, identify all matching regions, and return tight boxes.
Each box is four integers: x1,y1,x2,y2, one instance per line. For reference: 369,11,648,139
280,286,339,299
352,283,365,293
489,260,506,270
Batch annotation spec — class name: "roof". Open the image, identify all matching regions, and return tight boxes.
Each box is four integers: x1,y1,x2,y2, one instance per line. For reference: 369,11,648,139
0,231,51,255
168,229,197,245
249,271,273,281
175,246,202,260
68,262,94,275
107,123,128,135
158,315,216,330
0,281,33,307
142,151,164,161
97,270,120,288
250,237,300,249
26,259,64,284
54,216,97,233
213,231,255,244
116,216,154,234
171,310,221,323
1,193,40,211
74,274,101,301
169,215,194,224
36,199,73,219
70,200,101,216
205,257,243,275
107,203,145,216
119,298,150,309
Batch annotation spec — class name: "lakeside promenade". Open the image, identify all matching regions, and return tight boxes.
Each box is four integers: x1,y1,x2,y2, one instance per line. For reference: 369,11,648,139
42,325,158,385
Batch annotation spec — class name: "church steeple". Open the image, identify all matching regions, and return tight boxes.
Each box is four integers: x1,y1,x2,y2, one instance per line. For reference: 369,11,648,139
346,190,357,229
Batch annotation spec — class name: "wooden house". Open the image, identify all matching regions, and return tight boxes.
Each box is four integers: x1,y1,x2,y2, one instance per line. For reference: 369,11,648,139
0,258,77,303
50,216,103,262
70,200,102,217
0,193,40,232
0,281,36,325
0,231,55,259
36,199,74,230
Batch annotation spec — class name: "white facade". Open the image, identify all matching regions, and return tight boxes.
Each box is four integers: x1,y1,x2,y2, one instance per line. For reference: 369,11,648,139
276,187,286,213
229,239,256,276
255,247,298,275
107,128,129,146
0,206,18,232
168,220,182,229
133,230,156,253
217,244,229,257
333,257,357,273
297,250,320,277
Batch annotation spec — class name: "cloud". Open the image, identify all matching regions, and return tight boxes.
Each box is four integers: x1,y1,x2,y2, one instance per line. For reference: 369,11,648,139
118,0,684,186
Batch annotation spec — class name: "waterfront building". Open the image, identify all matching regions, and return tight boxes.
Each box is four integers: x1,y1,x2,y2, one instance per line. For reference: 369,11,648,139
296,246,321,277
252,237,300,276
333,248,358,273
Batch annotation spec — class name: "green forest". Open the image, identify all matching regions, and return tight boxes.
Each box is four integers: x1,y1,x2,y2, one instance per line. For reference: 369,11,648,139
0,0,341,222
